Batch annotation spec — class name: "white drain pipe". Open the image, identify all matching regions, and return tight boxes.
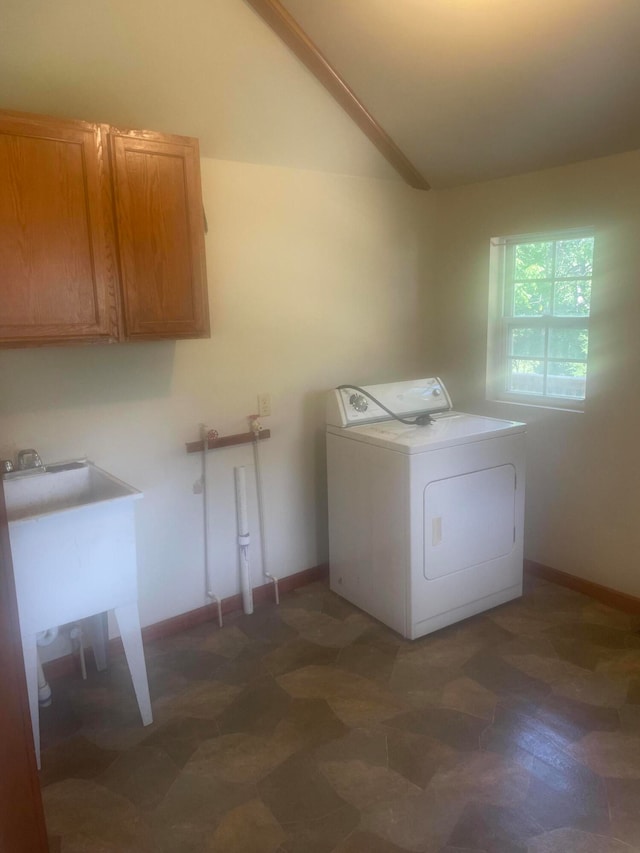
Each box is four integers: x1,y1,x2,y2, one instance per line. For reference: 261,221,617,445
234,466,253,615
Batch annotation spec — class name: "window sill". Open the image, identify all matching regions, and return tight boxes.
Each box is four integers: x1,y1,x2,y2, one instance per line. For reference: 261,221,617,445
487,395,585,414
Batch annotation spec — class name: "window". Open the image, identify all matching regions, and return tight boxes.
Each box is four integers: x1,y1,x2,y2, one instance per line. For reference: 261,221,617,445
487,228,594,410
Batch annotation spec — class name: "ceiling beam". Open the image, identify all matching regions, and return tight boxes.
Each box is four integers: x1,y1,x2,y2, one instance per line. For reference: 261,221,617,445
244,0,430,190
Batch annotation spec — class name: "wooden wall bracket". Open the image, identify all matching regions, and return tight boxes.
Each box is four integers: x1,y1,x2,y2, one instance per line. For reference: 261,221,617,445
186,429,271,454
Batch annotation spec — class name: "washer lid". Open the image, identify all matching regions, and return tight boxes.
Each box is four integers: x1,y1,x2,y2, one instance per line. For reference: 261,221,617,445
327,412,526,453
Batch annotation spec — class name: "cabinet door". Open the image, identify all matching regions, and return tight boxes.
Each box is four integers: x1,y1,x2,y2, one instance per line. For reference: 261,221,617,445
109,130,210,340
0,112,120,346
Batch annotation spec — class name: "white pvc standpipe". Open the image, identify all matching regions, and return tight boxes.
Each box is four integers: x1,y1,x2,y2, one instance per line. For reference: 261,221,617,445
234,466,253,615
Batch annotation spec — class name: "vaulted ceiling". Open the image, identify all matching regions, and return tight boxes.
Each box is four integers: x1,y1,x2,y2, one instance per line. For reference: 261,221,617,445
277,0,640,187
1,0,639,188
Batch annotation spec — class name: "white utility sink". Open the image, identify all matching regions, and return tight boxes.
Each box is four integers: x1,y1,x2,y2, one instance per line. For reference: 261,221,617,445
4,460,152,766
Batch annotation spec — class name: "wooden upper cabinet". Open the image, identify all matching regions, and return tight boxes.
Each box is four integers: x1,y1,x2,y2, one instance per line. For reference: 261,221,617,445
0,110,210,347
110,130,210,340
0,112,120,345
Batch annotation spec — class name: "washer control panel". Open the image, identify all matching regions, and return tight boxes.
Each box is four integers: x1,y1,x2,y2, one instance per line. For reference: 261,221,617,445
327,378,452,427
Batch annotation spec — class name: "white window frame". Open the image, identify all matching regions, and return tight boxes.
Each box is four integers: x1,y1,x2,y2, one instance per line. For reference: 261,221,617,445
487,227,594,412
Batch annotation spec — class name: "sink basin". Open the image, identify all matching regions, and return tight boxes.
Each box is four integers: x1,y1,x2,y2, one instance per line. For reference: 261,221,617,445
4,460,141,523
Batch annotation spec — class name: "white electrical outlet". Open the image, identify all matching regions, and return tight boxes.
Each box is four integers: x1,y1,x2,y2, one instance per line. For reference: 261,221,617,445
258,393,271,417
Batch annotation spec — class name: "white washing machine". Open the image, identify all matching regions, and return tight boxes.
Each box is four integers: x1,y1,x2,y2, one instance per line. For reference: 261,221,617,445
326,377,525,639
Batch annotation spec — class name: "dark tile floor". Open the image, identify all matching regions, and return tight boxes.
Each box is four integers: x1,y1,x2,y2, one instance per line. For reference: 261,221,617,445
40,577,640,852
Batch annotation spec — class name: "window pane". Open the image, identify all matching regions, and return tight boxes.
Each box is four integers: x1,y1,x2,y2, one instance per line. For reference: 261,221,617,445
509,327,545,357
554,279,591,316
547,361,587,398
548,328,588,360
514,242,553,279
513,280,552,316
507,359,544,395
555,237,594,277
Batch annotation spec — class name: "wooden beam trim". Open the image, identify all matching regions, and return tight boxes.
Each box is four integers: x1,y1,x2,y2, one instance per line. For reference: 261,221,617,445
186,429,270,454
244,0,430,191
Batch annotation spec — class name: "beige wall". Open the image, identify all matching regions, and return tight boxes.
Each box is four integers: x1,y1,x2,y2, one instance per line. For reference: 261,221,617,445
0,158,435,655
433,149,640,596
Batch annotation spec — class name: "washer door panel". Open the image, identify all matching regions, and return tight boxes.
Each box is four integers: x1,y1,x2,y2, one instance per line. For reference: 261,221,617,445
423,464,516,580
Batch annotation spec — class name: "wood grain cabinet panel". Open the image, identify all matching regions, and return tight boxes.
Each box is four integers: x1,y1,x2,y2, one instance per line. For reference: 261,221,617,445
110,131,210,340
0,113,120,345
0,111,210,347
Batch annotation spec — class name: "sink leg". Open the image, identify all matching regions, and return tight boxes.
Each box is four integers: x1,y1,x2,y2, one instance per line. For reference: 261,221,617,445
21,633,41,768
113,603,153,727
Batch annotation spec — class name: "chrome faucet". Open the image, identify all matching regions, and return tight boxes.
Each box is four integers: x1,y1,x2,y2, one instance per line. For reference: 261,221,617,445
16,449,43,470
